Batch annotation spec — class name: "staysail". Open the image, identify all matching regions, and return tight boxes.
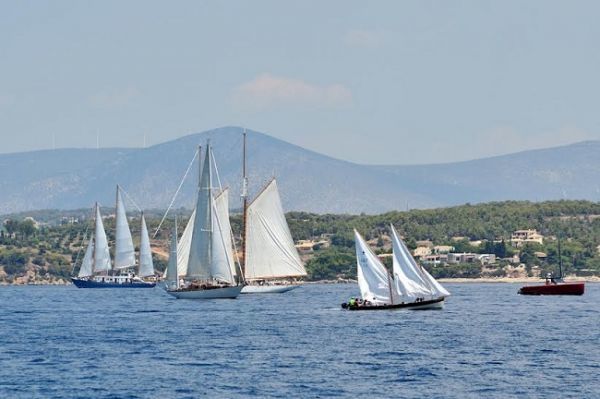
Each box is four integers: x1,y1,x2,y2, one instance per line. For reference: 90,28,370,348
212,188,237,283
114,186,136,269
166,221,179,288
244,179,306,280
354,230,392,305
138,213,155,277
93,204,112,273
78,237,94,277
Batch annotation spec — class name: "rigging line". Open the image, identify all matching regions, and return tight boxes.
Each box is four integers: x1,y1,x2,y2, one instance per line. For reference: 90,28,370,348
210,147,223,191
119,185,143,213
153,148,199,238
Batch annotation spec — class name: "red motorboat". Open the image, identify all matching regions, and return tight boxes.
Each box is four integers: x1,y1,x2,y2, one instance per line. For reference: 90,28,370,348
518,280,585,295
518,239,585,296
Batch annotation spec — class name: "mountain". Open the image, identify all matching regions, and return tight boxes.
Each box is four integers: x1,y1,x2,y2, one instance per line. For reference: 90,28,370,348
0,127,599,214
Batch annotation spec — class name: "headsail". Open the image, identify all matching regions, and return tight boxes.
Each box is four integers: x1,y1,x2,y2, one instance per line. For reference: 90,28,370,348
173,209,195,278
245,179,306,280
166,220,179,288
138,213,155,277
114,186,136,269
78,236,94,277
93,204,112,273
354,230,392,305
212,188,236,284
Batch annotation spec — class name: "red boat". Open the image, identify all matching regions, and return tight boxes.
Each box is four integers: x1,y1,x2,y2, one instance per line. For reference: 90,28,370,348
518,280,585,295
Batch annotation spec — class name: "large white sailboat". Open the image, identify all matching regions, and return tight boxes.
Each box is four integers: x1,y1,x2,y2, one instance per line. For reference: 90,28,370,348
239,132,307,294
165,144,243,299
342,225,449,310
71,186,155,288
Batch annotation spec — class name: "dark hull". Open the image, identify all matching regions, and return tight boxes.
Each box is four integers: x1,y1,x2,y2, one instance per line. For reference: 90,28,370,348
518,282,584,295
342,296,445,311
71,278,156,289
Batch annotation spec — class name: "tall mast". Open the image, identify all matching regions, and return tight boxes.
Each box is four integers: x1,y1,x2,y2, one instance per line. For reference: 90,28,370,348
241,129,248,277
198,145,202,188
93,202,98,273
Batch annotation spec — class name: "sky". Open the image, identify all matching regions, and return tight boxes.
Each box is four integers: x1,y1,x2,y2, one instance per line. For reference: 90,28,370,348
1,0,600,164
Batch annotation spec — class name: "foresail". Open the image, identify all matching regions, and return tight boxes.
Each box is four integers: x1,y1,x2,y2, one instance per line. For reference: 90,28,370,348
245,179,306,280
211,189,236,284
138,214,154,277
174,209,194,277
93,205,112,273
114,187,136,269
354,230,391,304
78,237,94,277
166,223,178,286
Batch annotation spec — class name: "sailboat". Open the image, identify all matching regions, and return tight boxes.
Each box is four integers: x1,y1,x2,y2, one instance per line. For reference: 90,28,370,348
71,187,156,288
342,225,449,310
518,239,585,295
239,132,307,294
165,144,243,299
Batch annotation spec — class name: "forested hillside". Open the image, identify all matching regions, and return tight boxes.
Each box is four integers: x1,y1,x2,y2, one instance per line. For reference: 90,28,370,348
1,200,600,284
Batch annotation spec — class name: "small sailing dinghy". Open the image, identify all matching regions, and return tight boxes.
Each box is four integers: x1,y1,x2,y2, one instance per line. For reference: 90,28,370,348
519,240,584,295
238,131,307,294
71,194,155,288
342,225,449,310
165,144,243,299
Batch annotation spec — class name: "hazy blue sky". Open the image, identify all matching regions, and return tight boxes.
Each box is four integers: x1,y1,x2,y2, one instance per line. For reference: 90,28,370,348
1,1,600,164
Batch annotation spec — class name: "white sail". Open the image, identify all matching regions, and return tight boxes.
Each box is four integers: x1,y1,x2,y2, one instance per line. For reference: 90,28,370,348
391,224,450,298
212,189,236,284
138,213,155,277
186,146,213,280
354,230,392,305
390,224,432,300
78,237,94,277
245,179,306,280
93,204,112,273
166,221,179,288
114,186,135,269
172,209,195,278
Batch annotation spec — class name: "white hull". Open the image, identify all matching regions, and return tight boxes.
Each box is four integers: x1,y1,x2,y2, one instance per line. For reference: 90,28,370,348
166,285,243,299
241,284,301,294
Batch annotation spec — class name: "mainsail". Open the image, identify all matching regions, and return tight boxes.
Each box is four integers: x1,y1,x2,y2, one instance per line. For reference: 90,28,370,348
78,237,94,278
185,145,236,285
138,213,155,277
390,224,450,299
354,230,392,305
114,186,136,269
93,204,112,273
244,179,306,280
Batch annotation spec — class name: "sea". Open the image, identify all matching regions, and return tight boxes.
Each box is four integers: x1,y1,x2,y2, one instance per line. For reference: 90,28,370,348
0,283,598,398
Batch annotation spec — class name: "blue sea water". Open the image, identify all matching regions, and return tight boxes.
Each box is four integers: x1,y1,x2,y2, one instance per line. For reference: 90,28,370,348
0,283,598,398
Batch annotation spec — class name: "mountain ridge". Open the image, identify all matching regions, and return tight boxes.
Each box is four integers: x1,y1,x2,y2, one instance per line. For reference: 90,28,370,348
1,127,599,214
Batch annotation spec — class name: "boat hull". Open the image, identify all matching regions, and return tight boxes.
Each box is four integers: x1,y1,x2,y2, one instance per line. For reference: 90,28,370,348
518,282,585,295
166,285,243,299
71,278,156,288
241,284,300,294
342,296,445,311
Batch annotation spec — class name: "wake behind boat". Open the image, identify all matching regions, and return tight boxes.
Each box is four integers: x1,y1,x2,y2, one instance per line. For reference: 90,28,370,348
342,225,450,311
164,144,243,299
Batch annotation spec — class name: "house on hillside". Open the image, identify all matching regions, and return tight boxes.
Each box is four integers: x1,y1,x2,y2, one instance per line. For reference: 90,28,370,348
511,229,544,247
413,246,432,258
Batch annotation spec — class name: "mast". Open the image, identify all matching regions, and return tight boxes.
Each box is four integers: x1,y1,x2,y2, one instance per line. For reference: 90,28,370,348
241,129,248,277
93,202,98,273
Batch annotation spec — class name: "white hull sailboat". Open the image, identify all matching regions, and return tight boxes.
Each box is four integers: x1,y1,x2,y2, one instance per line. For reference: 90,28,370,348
165,144,243,299
238,131,307,293
342,225,449,310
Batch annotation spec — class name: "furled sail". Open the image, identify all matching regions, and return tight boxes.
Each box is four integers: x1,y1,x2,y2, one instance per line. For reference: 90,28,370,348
212,189,236,284
114,186,136,269
93,204,112,273
390,224,432,300
138,213,155,277
78,237,94,277
245,179,306,280
391,224,450,299
166,221,179,288
354,230,391,305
